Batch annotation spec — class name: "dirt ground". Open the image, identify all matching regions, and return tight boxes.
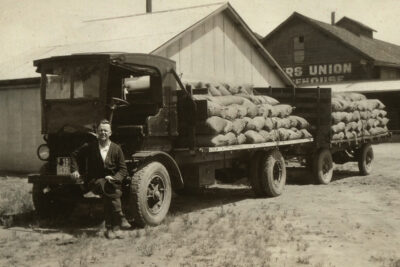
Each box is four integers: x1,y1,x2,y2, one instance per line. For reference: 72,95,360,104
0,143,399,267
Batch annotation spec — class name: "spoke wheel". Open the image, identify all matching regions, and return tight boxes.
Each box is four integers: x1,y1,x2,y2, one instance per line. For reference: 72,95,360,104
260,149,286,197
313,149,333,185
130,162,172,227
358,144,374,175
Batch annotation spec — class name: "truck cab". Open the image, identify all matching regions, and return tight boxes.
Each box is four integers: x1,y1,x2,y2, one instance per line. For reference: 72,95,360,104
30,53,184,225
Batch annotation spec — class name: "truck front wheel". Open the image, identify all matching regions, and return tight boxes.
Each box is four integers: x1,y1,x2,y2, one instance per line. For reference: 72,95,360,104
357,144,374,175
313,149,333,184
130,162,172,227
260,150,286,197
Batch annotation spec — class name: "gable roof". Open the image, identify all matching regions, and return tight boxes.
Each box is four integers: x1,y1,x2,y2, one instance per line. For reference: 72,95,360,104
263,12,400,68
0,2,294,86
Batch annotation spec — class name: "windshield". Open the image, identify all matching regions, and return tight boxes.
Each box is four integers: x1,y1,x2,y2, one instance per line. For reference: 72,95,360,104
45,65,101,100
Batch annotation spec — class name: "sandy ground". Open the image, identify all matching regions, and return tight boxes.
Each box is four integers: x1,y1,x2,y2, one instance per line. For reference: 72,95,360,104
0,143,399,267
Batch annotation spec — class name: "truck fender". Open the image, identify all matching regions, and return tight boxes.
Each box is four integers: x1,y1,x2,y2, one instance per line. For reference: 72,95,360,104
132,151,184,189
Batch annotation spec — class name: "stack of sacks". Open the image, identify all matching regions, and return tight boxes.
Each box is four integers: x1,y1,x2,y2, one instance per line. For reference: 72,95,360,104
331,92,389,140
186,82,312,147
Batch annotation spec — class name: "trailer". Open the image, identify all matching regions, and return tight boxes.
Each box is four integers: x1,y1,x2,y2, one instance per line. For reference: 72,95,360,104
261,87,391,185
28,53,389,227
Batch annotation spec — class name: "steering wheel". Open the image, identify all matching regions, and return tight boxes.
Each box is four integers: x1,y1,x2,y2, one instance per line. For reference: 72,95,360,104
111,97,129,106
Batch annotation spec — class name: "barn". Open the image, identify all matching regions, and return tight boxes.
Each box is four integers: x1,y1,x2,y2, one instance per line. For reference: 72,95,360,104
0,2,293,172
260,12,400,132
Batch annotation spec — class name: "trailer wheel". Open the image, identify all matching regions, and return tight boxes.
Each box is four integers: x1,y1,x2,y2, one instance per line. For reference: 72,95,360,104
358,144,374,175
32,184,76,218
249,152,264,197
259,150,286,197
313,149,333,184
130,162,172,227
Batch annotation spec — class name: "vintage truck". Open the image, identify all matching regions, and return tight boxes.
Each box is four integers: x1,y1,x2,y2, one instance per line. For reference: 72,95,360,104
28,53,389,226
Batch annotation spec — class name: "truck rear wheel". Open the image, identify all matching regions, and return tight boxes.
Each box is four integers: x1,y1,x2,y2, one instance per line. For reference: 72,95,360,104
313,149,333,184
32,184,76,218
130,162,172,227
358,144,374,175
259,150,286,197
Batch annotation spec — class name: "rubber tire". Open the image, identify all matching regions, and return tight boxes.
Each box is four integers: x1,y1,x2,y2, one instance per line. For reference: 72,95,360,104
259,150,286,197
358,144,374,175
249,152,264,197
130,162,172,227
312,149,333,185
32,184,75,218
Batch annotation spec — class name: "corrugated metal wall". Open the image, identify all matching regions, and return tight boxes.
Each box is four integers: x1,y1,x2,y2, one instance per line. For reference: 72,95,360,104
0,84,43,172
155,12,285,87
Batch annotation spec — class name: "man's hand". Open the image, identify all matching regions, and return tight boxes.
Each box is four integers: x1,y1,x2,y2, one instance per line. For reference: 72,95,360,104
71,171,80,180
105,176,116,182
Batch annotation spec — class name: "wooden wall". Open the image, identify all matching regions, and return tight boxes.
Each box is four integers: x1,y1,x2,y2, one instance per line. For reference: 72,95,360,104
263,18,376,84
0,84,43,172
155,12,285,87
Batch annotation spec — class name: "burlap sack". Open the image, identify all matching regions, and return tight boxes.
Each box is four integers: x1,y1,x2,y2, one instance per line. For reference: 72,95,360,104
378,117,389,126
271,104,293,118
249,95,264,105
226,84,239,95
237,133,246,144
332,98,349,112
258,104,273,118
300,129,312,138
352,111,361,121
230,104,247,118
275,117,291,129
242,98,258,118
277,128,290,141
288,128,303,140
243,117,254,130
224,132,238,145
217,84,232,96
343,112,354,123
232,119,247,135
197,116,227,134
264,118,275,131
261,95,279,106
367,119,379,128
331,122,345,133
369,127,387,135
336,92,367,102
221,105,239,120
207,101,223,117
245,130,265,143
197,134,228,147
207,84,222,96
345,131,356,139
224,120,233,133
360,111,371,120
332,112,346,124
332,132,345,140
211,95,244,106
288,116,310,129
245,116,265,131
259,130,276,142
379,110,387,117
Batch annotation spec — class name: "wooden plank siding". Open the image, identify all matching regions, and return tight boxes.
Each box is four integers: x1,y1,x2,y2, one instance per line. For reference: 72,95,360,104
0,86,43,172
155,13,285,87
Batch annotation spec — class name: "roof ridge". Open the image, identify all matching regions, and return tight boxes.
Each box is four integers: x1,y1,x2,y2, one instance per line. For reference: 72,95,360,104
83,2,227,23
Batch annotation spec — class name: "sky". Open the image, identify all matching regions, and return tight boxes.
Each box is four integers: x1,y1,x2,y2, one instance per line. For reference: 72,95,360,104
1,0,400,63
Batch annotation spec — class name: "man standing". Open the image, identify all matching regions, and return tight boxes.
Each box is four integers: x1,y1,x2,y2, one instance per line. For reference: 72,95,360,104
70,119,128,239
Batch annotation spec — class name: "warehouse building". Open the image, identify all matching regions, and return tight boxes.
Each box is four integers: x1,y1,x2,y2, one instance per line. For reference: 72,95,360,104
260,12,400,131
0,2,293,172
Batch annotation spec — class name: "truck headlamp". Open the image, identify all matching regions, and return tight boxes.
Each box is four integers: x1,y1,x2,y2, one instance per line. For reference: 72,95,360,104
37,144,50,161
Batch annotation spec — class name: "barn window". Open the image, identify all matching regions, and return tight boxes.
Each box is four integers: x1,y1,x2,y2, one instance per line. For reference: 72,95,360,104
293,36,305,63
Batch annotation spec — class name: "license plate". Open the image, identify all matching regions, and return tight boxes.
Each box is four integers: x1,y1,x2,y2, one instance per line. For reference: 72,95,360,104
57,157,71,175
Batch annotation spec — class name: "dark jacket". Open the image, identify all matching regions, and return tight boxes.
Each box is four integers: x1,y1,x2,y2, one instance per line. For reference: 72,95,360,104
71,141,127,184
